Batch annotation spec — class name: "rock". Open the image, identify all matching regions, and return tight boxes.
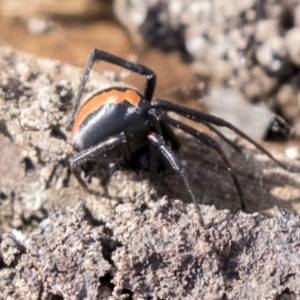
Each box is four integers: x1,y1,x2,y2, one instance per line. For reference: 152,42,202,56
0,47,299,299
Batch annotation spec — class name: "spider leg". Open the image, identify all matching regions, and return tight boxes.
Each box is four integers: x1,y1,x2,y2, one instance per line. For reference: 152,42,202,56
148,133,204,226
202,121,242,153
149,112,180,174
149,139,158,177
160,122,181,151
149,109,245,210
69,132,129,190
152,99,286,169
66,49,157,130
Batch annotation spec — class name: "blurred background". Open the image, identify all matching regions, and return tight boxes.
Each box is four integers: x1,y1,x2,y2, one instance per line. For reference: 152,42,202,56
0,0,300,156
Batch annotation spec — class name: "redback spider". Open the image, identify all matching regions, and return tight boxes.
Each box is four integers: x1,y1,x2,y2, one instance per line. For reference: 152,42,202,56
66,49,285,227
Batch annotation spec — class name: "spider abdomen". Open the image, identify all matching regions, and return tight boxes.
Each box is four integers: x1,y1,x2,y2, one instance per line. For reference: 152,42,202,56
71,87,151,153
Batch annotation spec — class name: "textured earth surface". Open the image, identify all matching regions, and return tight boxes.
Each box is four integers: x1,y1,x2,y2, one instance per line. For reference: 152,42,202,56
0,47,300,299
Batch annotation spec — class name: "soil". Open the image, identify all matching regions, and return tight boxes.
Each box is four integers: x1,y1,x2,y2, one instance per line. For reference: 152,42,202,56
0,4,300,299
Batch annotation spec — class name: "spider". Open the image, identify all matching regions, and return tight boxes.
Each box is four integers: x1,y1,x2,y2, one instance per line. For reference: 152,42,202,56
66,49,285,226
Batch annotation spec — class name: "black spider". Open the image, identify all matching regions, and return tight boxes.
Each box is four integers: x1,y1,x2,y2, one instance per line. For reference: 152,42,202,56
66,49,285,226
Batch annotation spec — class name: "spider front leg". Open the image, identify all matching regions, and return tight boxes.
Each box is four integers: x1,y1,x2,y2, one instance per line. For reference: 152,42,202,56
66,49,157,130
69,132,130,190
148,133,204,226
